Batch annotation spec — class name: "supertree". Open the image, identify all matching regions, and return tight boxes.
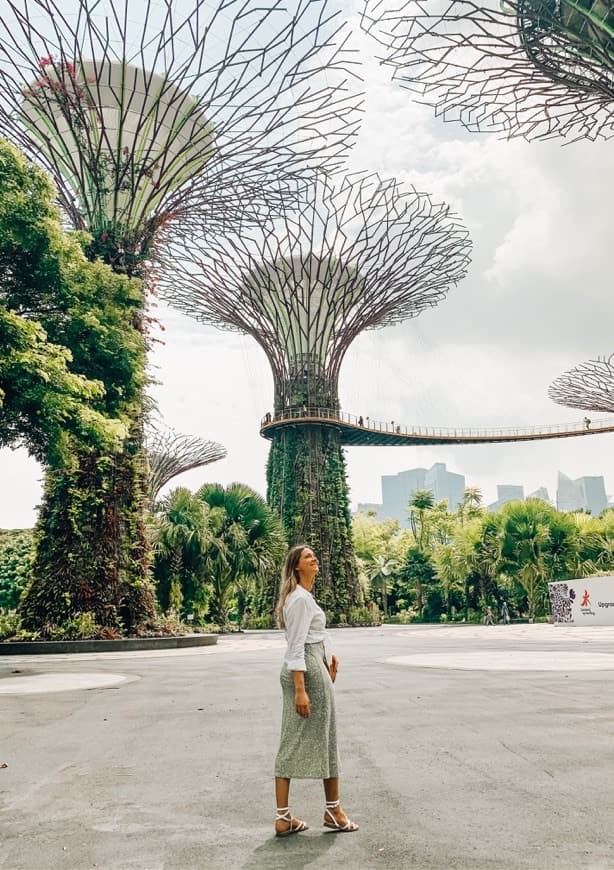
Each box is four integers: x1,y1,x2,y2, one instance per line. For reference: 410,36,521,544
549,353,614,412
160,172,471,619
145,424,227,506
1,0,363,273
0,0,362,633
361,1,614,141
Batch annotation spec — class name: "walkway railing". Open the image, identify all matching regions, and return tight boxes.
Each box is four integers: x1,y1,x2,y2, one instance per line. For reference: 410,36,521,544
260,408,614,439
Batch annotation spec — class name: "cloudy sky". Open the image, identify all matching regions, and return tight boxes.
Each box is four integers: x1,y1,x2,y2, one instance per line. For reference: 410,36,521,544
1,4,613,527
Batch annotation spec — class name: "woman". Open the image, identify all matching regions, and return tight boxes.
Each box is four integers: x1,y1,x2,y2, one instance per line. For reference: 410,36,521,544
273,544,359,837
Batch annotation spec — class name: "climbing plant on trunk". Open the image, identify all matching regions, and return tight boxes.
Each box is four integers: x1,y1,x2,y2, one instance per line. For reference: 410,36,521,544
267,424,360,620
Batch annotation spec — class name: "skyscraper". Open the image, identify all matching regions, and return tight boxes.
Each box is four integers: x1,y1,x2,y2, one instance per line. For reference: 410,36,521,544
528,487,551,502
557,473,607,516
488,485,525,512
358,463,466,526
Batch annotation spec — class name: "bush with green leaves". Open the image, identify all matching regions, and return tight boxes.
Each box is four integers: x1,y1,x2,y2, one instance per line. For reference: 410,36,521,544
0,529,34,611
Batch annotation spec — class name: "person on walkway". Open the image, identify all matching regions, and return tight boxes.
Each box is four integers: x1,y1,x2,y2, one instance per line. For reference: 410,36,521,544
484,605,495,626
500,601,511,625
584,416,591,430
274,544,359,837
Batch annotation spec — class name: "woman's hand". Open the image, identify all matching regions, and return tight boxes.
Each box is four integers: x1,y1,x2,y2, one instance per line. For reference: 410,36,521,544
329,655,339,683
295,689,310,718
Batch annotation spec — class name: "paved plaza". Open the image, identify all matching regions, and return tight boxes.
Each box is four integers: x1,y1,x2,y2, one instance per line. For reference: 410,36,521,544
1,623,614,870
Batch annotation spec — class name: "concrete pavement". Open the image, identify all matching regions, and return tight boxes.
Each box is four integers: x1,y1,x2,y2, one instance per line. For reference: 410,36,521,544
1,624,614,870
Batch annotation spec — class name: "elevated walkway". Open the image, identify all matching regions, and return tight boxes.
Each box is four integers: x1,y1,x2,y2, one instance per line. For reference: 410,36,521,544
260,408,614,446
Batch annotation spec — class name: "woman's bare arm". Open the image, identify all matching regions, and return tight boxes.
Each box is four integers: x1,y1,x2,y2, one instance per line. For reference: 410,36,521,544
292,670,310,718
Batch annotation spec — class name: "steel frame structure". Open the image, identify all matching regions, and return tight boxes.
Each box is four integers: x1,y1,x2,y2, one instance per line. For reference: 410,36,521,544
0,0,363,273
145,424,227,506
549,353,614,412
162,171,471,413
361,1,614,141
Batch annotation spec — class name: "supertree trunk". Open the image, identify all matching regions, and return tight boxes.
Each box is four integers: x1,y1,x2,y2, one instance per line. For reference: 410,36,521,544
269,367,361,621
21,443,156,633
21,255,155,635
267,424,361,621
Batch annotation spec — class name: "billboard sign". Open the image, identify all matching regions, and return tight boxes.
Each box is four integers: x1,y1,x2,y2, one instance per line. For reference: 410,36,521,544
549,576,614,625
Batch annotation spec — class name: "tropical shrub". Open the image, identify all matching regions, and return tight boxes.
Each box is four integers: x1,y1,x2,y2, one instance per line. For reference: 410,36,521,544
0,529,34,611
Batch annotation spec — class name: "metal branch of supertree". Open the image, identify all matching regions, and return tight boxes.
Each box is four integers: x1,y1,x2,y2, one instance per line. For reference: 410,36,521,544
145,423,227,506
159,171,471,410
549,353,614,413
361,1,614,141
0,0,363,270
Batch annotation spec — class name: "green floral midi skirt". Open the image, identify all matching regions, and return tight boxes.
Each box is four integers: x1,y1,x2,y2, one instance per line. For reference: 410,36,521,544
274,641,340,779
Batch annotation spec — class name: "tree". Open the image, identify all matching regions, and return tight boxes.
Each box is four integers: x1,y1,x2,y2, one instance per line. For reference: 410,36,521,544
408,490,435,552
573,510,614,574
366,554,398,616
0,529,34,611
546,510,580,581
0,141,154,634
397,546,436,618
152,488,212,621
0,140,129,463
431,543,467,617
459,487,483,525
463,514,504,610
197,483,286,630
352,511,401,605
500,500,552,620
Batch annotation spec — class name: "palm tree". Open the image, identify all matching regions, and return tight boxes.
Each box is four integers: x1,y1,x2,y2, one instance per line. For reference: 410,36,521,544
500,501,552,621
408,489,435,552
573,511,614,574
366,554,398,616
431,543,466,616
459,487,483,525
398,546,436,618
197,483,286,629
152,487,212,619
466,514,503,607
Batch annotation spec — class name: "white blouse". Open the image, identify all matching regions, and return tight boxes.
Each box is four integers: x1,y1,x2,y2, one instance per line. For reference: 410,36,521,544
282,584,327,671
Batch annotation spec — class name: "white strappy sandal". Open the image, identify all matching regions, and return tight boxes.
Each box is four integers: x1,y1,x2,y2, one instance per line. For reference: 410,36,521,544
323,799,359,832
274,807,309,837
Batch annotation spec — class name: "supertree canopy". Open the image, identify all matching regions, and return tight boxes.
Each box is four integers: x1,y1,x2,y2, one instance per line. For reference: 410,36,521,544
361,1,614,141
0,0,363,273
145,424,227,506
160,172,471,618
549,353,614,412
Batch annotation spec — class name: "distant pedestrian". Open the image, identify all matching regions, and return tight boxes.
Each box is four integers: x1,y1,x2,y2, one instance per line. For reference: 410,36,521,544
584,416,591,430
358,415,364,426
500,601,510,625
484,606,495,626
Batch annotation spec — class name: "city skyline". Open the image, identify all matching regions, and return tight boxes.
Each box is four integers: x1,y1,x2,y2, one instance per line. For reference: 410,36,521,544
357,463,612,525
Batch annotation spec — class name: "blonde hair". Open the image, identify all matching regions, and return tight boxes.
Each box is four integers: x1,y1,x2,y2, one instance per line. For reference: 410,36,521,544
275,544,309,629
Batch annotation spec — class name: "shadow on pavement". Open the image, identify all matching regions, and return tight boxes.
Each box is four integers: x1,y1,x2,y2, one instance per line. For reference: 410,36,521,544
244,831,337,869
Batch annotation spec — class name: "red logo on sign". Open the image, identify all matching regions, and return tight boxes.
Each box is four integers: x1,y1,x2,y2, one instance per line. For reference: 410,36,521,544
581,589,590,607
